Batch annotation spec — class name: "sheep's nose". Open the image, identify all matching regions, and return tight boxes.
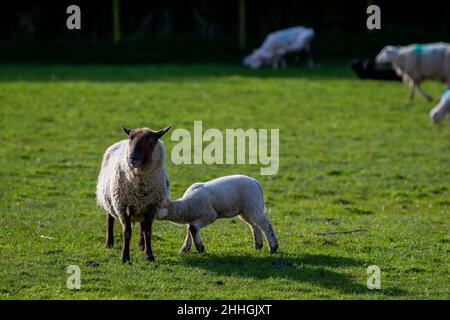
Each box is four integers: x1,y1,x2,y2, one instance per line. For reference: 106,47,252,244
130,156,141,167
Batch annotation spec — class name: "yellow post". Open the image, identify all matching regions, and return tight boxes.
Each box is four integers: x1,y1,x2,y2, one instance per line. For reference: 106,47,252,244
113,0,121,44
239,0,246,49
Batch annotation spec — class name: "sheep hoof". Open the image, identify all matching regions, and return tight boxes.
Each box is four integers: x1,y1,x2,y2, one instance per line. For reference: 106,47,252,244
145,254,155,262
121,255,131,263
254,243,263,250
269,244,279,254
105,242,114,249
179,247,191,254
197,244,205,253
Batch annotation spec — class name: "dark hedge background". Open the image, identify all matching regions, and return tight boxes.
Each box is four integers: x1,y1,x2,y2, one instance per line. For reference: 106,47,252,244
1,0,449,63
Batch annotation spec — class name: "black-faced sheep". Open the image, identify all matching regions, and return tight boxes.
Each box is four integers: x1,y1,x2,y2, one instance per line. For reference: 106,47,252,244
351,59,401,81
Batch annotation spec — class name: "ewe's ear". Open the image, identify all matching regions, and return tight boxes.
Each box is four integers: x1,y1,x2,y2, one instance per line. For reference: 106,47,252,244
122,126,131,136
155,124,172,139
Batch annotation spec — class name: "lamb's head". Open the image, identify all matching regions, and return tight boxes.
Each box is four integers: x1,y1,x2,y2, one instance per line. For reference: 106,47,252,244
122,125,171,169
375,45,401,64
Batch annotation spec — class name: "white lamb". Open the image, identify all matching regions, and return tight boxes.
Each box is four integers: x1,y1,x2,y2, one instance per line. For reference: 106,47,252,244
96,125,171,263
157,175,279,254
243,26,315,69
375,42,450,101
430,89,450,123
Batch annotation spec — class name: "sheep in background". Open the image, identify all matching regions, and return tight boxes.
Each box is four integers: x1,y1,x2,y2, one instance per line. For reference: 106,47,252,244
243,26,315,69
96,125,171,263
350,58,401,81
375,42,450,101
430,89,450,123
157,175,279,254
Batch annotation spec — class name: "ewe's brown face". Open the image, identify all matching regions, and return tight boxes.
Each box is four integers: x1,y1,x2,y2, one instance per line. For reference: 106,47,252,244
122,126,171,169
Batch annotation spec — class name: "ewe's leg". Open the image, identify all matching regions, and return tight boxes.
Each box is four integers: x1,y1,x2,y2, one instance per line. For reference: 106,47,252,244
105,213,114,248
253,214,279,253
138,224,145,251
416,85,433,102
121,214,132,263
188,224,205,253
179,225,192,254
239,214,263,250
409,84,416,101
140,214,155,262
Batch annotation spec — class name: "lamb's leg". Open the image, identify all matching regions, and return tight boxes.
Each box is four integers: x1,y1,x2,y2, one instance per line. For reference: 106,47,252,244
105,213,114,248
121,214,132,263
416,86,433,102
140,214,155,262
253,215,279,253
179,225,192,254
239,214,263,250
188,224,205,253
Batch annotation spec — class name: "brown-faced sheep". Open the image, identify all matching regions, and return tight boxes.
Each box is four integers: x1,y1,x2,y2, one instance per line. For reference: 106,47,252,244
96,125,171,263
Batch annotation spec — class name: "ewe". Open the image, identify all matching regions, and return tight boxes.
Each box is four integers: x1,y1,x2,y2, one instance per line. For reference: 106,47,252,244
375,42,450,101
157,175,279,254
96,125,171,262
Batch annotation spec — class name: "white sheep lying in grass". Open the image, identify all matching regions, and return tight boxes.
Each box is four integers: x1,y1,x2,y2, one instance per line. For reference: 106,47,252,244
157,175,279,254
375,42,450,101
243,26,315,69
430,89,450,123
96,125,171,263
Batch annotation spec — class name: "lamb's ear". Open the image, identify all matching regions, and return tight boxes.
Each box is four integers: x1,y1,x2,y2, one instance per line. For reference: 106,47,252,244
122,126,131,136
155,125,172,139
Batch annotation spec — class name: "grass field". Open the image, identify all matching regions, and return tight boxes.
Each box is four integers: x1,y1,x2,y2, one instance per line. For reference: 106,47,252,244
0,64,449,300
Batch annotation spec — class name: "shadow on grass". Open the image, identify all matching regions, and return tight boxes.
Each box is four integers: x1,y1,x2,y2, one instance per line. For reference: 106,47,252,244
0,63,357,83
181,252,408,297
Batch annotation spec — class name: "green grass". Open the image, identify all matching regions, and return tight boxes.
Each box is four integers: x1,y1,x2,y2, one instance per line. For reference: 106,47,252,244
0,64,449,300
